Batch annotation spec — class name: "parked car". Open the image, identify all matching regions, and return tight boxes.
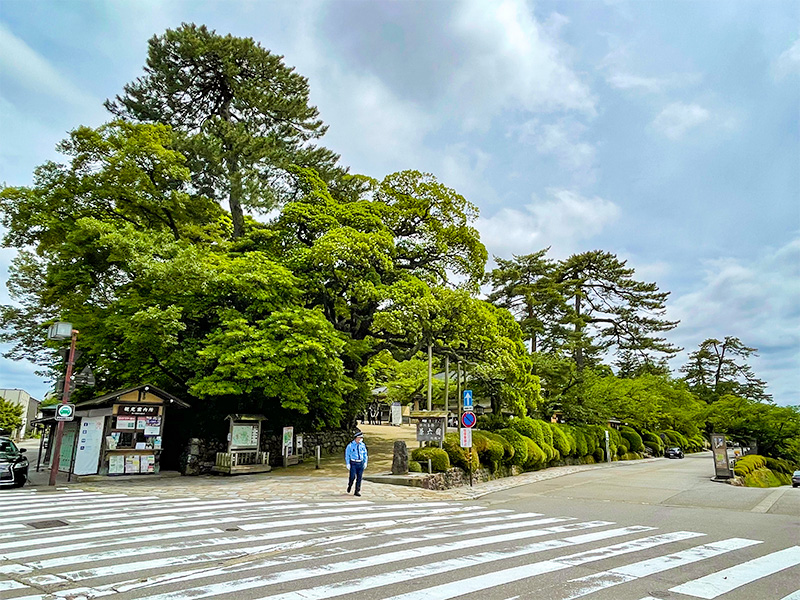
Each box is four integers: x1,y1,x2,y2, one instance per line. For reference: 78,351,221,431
0,437,28,488
792,470,800,488
665,447,684,459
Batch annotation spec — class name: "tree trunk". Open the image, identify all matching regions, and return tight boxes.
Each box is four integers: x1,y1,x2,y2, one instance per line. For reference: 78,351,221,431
229,164,245,238
574,290,584,370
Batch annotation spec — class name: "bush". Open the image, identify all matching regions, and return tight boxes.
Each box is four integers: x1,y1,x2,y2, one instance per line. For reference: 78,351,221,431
765,457,793,475
443,432,479,472
540,421,554,447
551,425,572,457
620,426,645,453
408,460,422,472
573,429,589,457
540,442,559,463
523,437,546,469
510,416,544,446
733,454,767,477
661,430,689,449
481,430,516,465
641,430,664,456
476,413,510,432
472,430,505,470
497,428,528,467
593,447,605,462
411,447,451,472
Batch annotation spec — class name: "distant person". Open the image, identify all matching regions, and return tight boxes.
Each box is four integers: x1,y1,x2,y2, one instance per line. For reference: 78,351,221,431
345,431,368,496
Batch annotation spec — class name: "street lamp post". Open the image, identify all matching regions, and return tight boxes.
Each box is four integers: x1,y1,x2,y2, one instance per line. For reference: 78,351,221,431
47,323,79,486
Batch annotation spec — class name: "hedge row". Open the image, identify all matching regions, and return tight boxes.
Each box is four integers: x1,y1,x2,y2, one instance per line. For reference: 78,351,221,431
733,454,766,477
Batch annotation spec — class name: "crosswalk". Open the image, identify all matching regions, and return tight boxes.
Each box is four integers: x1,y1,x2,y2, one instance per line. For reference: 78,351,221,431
0,488,797,600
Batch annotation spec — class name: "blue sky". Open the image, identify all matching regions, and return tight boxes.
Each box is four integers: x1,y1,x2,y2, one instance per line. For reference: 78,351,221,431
1,0,798,405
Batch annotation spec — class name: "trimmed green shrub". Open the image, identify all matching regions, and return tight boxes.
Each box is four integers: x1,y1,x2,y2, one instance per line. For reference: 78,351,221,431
443,432,479,472
733,454,767,477
523,437,546,469
411,447,450,472
540,421,554,447
473,430,505,470
593,447,605,462
476,413,510,432
408,460,422,472
551,425,572,457
497,428,528,466
641,430,664,455
510,416,544,447
481,430,515,465
742,468,791,488
540,442,559,463
620,426,645,453
765,457,793,475
574,429,589,457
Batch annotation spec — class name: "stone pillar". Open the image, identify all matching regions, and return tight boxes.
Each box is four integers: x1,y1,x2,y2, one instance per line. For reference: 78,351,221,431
391,440,409,475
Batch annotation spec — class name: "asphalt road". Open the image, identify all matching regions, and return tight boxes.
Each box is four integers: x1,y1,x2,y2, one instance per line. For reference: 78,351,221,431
1,452,798,600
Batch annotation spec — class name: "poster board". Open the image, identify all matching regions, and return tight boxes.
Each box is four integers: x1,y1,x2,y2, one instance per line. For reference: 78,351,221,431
231,423,260,449
73,416,105,475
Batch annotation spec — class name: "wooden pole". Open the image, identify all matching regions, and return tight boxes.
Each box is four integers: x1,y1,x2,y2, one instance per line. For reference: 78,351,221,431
443,355,450,430
427,343,432,411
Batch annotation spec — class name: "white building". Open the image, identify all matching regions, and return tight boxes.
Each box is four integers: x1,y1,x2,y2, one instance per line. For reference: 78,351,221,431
0,389,40,440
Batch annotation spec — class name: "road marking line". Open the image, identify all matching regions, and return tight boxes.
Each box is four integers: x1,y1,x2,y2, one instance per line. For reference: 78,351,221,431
670,545,800,599
380,531,705,600
558,538,762,599
30,512,521,582
131,524,645,600
779,591,800,600
751,487,791,513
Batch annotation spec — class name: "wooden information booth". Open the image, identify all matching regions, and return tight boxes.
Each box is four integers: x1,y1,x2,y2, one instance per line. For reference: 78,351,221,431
72,384,189,476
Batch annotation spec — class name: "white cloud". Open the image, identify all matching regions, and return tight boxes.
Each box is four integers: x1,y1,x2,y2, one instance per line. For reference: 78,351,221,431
450,0,596,125
667,237,800,406
0,23,95,108
518,117,596,183
477,188,620,259
774,38,800,79
651,102,711,140
606,71,702,93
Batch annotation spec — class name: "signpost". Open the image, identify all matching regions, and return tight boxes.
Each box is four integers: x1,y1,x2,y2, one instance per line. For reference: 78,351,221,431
47,322,78,486
462,389,473,411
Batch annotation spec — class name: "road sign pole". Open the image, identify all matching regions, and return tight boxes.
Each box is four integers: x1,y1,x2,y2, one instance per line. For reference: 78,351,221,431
49,328,78,486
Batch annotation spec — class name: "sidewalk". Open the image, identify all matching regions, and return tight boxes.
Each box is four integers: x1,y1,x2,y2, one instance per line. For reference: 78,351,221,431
18,424,665,502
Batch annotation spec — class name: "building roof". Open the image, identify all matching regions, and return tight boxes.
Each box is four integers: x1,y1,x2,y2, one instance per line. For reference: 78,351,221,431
76,384,190,409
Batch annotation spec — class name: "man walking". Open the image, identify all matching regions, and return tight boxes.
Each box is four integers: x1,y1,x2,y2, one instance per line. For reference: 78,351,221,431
345,431,368,496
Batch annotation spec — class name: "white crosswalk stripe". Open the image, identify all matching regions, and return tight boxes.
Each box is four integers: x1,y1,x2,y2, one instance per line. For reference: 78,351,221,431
0,489,796,600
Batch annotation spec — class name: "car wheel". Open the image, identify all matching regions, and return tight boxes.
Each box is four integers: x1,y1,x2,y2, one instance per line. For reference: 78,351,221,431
12,474,26,488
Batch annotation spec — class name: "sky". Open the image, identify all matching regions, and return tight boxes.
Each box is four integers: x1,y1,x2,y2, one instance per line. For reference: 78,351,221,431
0,0,798,406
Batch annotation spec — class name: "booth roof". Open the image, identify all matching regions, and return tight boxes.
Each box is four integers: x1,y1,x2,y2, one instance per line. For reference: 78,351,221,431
226,414,267,421
76,384,190,409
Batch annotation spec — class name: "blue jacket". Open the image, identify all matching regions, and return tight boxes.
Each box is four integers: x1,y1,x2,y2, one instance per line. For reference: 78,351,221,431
345,440,368,467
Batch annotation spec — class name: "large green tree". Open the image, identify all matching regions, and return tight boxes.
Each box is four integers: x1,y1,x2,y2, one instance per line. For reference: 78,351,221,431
681,337,771,403
106,23,345,238
487,249,570,354
556,250,680,370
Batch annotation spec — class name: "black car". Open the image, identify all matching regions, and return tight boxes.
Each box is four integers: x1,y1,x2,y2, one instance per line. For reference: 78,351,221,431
0,437,29,488
792,470,800,488
665,447,684,459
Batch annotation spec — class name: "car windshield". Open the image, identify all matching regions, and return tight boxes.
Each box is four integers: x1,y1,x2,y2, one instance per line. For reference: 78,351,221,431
794,471,800,477
0,439,21,460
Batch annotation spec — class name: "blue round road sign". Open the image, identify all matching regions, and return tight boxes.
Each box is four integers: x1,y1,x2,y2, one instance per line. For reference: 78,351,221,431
461,412,476,428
